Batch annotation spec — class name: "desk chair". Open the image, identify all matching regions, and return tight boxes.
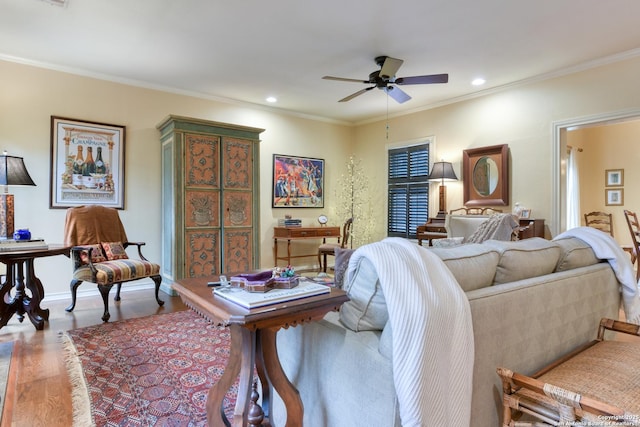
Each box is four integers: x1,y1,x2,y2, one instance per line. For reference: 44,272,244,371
318,218,353,273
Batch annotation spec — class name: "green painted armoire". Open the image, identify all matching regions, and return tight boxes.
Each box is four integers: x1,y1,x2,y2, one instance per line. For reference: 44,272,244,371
157,115,264,288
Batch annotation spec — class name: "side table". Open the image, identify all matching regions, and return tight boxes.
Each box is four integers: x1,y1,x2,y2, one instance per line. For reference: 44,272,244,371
173,276,349,427
0,244,71,330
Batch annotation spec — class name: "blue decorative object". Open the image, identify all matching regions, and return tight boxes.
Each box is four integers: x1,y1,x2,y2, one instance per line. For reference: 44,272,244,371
13,228,31,241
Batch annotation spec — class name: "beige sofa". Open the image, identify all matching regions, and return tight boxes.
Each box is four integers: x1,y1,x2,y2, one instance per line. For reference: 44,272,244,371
272,237,622,427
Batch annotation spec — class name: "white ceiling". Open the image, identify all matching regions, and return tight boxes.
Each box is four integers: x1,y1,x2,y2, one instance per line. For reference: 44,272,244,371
2,0,640,124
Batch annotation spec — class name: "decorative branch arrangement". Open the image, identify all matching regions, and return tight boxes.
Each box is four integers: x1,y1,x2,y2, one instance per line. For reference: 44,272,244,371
333,155,377,247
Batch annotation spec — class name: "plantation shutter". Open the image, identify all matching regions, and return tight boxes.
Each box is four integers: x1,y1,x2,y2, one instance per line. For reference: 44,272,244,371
387,144,429,238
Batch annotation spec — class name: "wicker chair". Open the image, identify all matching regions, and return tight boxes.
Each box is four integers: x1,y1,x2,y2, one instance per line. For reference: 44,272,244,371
63,205,164,321
317,218,353,273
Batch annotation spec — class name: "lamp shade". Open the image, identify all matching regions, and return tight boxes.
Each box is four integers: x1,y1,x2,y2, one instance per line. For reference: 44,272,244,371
0,155,36,186
428,161,458,181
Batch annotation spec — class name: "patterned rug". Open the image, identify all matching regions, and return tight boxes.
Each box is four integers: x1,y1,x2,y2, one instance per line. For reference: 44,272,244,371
61,309,238,426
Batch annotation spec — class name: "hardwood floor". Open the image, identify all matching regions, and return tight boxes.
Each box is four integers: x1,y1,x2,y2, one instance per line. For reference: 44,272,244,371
0,288,187,427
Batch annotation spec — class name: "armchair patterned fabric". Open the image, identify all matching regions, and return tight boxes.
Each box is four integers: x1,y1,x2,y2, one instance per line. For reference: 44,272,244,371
63,205,164,321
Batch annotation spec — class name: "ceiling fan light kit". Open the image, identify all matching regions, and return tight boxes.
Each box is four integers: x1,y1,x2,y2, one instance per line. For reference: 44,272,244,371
323,56,449,103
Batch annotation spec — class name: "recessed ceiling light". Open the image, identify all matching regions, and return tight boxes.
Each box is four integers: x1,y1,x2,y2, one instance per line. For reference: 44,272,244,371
40,0,68,6
471,78,486,86
266,96,277,103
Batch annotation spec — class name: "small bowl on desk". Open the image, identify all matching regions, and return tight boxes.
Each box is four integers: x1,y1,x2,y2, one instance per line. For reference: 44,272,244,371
13,229,31,241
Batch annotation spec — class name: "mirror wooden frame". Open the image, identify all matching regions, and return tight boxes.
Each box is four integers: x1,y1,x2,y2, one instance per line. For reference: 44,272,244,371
462,144,509,206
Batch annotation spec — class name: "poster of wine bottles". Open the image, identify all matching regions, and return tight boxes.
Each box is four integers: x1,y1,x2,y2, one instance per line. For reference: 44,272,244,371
49,116,125,209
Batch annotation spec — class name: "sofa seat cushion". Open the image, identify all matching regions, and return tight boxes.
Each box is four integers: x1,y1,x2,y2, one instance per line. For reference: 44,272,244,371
341,257,387,331
430,244,500,292
73,259,160,285
483,238,561,284
553,237,601,272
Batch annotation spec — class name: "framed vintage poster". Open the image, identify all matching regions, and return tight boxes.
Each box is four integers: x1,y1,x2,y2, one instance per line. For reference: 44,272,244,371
272,154,324,208
605,169,624,187
50,116,126,209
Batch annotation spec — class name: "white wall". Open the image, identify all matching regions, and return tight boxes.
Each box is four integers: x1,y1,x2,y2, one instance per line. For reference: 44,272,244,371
0,60,353,300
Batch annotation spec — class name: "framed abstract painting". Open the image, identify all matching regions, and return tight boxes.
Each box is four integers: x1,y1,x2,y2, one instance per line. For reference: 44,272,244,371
272,154,324,208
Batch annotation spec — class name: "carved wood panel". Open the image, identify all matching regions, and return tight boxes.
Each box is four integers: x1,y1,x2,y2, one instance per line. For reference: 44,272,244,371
223,229,252,273
185,190,220,228
186,230,220,277
223,137,252,190
186,133,220,187
223,191,252,227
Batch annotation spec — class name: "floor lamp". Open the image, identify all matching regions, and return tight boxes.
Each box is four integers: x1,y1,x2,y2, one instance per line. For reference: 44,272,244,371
0,153,36,239
429,161,458,220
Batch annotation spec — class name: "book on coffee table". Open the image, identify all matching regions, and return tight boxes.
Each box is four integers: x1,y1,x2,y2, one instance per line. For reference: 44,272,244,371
213,278,330,309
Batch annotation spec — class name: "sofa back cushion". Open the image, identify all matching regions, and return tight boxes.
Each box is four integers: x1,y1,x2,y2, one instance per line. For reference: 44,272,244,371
340,257,388,331
430,244,500,292
483,238,561,284
445,215,490,240
553,237,601,272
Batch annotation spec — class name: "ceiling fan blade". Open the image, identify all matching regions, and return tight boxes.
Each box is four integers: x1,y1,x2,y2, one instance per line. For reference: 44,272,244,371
395,74,449,85
384,85,411,103
339,87,374,102
323,76,369,84
379,56,404,79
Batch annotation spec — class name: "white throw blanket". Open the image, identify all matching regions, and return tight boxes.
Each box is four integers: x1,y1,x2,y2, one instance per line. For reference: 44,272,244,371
347,237,474,427
554,226,640,324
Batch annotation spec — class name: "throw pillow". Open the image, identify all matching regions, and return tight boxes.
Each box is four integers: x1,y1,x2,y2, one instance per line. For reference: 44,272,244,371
101,241,129,260
79,244,107,264
333,247,355,289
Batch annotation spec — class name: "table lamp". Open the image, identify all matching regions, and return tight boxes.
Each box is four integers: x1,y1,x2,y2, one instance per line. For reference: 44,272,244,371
0,153,36,239
429,161,458,220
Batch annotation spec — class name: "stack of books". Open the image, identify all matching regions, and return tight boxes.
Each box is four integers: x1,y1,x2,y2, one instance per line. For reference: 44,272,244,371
278,218,302,227
213,278,330,309
0,238,48,252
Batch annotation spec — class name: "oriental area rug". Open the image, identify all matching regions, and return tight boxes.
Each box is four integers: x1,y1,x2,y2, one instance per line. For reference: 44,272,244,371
61,309,239,426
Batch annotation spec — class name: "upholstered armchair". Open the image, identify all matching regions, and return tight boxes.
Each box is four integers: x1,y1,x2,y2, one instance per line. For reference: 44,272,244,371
63,205,164,321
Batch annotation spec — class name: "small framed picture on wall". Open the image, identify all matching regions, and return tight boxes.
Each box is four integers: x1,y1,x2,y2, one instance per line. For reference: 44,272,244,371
605,188,624,206
605,169,624,187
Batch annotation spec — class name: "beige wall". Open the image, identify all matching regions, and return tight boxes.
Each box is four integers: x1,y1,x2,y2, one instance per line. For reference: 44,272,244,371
569,120,640,244
353,56,640,241
3,54,640,302
0,60,352,300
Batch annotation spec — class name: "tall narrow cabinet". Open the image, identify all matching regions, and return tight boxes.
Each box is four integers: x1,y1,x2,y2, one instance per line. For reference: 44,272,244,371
157,116,264,290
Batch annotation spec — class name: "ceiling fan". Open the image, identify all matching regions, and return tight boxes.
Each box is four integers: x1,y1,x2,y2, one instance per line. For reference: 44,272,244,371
323,56,448,103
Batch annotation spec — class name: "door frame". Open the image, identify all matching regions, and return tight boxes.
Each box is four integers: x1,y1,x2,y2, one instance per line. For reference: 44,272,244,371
552,108,640,236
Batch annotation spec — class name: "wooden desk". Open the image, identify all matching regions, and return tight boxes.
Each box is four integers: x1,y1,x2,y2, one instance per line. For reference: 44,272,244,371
273,226,340,266
173,276,349,427
416,218,447,246
0,244,71,330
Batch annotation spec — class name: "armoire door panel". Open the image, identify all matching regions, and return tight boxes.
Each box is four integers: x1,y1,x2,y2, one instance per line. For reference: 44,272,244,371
223,137,253,190
186,230,220,277
223,191,252,227
186,133,220,187
185,190,220,228
223,228,253,273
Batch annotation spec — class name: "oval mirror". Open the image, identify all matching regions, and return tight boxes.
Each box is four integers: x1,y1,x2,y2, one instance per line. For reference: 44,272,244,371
472,156,499,196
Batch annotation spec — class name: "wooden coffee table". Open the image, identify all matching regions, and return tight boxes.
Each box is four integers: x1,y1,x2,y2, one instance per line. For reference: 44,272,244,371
172,276,349,427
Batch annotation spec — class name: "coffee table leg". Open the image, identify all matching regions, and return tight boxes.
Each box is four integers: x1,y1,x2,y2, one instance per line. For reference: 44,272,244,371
207,324,243,427
260,328,303,427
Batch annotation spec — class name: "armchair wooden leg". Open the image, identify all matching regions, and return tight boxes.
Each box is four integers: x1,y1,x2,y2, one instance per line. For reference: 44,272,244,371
114,282,123,301
323,253,328,273
98,284,114,322
65,279,83,313
151,275,165,307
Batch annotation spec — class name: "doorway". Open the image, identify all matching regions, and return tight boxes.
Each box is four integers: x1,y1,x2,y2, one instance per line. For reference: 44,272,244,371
552,108,640,237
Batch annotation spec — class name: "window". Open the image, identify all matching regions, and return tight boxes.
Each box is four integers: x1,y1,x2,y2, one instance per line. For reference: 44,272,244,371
387,143,430,239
